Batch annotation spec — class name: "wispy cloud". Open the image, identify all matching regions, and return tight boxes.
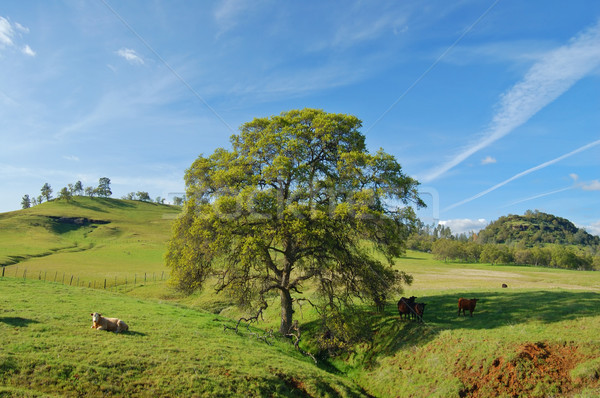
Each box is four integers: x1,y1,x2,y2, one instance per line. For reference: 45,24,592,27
481,156,496,165
581,180,600,191
503,186,574,207
444,138,600,212
63,155,80,162
422,20,600,183
116,48,144,65
213,0,254,36
14,22,29,33
22,44,35,56
0,16,15,47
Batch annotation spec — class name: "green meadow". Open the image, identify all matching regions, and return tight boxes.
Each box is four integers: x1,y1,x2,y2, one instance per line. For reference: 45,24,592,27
2,198,600,396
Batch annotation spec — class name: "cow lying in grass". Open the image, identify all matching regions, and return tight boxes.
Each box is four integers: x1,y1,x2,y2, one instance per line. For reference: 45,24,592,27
90,312,129,333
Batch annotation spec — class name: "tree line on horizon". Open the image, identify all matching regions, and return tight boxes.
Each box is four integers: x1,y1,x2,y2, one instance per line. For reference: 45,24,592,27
20,177,184,209
407,211,600,270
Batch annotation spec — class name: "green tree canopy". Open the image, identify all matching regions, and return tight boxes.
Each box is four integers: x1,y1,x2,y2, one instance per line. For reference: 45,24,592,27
97,177,112,198
41,183,52,202
21,194,31,209
166,109,424,335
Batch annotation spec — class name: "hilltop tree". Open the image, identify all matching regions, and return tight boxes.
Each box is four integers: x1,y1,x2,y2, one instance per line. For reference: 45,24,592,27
166,109,424,335
41,183,52,201
21,194,31,209
74,180,83,195
58,187,73,202
173,196,184,206
136,191,151,202
97,177,112,197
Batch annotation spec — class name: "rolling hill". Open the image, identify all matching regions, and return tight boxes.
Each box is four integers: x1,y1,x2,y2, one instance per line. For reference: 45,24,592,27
2,199,600,396
0,197,180,285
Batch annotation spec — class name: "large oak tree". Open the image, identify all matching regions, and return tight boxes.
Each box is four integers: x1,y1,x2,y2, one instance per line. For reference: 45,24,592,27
166,109,424,334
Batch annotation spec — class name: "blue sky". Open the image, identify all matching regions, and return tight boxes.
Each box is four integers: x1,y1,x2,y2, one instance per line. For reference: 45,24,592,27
1,1,599,235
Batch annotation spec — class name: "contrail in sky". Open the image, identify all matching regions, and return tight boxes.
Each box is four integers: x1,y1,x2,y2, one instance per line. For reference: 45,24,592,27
443,138,600,212
422,20,600,183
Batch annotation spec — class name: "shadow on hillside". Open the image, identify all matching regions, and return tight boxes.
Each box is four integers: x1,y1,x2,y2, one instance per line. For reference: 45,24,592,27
0,317,40,327
367,290,600,364
94,198,135,209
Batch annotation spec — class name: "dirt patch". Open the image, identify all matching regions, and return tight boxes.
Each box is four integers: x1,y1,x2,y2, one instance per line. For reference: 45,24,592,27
457,342,584,397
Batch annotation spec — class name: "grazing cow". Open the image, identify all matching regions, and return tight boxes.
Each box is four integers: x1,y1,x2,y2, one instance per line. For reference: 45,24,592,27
397,296,417,320
457,298,478,317
502,283,508,288
90,312,129,333
414,303,427,322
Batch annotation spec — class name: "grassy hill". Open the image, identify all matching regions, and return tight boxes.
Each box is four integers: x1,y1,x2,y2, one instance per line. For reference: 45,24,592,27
0,278,364,397
3,200,600,396
0,197,180,286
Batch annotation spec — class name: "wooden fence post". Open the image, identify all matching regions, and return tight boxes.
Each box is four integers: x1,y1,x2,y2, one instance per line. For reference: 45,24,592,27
69,275,73,285
44,271,47,281
144,273,147,283
23,269,27,280
104,279,106,289
15,266,18,277
134,274,137,286
54,271,57,282
38,271,42,280
2,267,5,277
62,273,65,284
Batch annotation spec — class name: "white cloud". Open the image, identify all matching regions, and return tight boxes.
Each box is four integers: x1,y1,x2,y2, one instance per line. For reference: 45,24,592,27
422,20,600,183
481,156,496,165
14,22,29,33
0,16,15,47
439,218,488,235
586,221,600,236
63,155,80,162
581,180,600,191
116,48,144,65
22,44,35,56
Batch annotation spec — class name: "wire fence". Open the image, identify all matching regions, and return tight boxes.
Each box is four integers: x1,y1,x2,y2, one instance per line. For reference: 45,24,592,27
1,265,168,292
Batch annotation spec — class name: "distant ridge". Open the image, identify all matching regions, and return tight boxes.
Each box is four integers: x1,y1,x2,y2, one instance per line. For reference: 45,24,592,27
476,210,600,247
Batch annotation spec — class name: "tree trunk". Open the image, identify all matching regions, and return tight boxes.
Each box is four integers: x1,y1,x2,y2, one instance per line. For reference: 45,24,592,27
279,288,293,334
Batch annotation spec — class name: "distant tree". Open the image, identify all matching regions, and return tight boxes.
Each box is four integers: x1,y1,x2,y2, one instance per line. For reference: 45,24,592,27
166,109,424,335
74,180,84,195
85,186,96,197
36,195,43,205
41,183,53,201
68,183,75,194
31,197,38,206
136,191,151,202
122,192,136,200
155,196,165,204
58,187,73,202
97,177,112,197
480,244,513,265
173,196,184,206
21,194,31,209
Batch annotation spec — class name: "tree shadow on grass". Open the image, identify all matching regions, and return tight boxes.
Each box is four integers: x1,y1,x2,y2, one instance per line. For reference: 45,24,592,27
123,330,147,337
365,290,600,365
0,317,40,327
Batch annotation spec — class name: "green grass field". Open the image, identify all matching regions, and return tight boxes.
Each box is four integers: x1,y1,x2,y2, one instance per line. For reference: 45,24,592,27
2,198,600,397
0,197,179,287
